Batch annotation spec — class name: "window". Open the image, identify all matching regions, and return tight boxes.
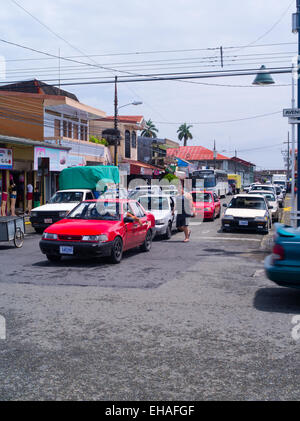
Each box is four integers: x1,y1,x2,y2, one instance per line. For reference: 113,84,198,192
84,126,88,141
63,121,68,137
130,201,144,217
54,119,61,137
73,124,79,139
86,192,94,200
68,122,72,138
136,202,146,217
132,131,137,148
80,125,84,141
125,130,131,158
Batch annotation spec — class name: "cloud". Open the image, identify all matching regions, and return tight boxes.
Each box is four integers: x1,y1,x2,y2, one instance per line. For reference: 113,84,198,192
0,0,296,168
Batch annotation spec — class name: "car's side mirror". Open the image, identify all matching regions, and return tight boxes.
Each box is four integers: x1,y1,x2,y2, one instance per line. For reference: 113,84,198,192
223,203,228,207
124,216,134,223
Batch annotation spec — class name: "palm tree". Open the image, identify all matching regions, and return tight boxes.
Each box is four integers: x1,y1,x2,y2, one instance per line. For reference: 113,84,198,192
177,123,193,147
141,119,159,138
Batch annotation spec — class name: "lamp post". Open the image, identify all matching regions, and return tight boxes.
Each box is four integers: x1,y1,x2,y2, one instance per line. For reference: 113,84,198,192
113,76,143,166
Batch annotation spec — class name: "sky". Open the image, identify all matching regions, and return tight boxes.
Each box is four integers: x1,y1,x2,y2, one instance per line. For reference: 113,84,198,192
0,0,298,170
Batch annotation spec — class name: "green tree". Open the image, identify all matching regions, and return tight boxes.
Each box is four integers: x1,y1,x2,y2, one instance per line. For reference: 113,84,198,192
177,123,193,147
141,119,159,138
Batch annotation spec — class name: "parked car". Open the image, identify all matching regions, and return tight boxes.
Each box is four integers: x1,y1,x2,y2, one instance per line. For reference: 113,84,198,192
190,191,221,221
248,190,279,222
128,187,162,201
138,194,176,239
265,223,300,289
222,194,272,234
30,189,96,233
39,199,155,264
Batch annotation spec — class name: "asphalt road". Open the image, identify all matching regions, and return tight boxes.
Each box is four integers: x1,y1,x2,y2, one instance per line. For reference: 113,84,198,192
1,204,300,401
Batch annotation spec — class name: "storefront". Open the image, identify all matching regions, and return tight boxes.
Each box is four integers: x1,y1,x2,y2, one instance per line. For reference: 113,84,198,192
0,147,13,215
33,145,70,203
0,135,71,215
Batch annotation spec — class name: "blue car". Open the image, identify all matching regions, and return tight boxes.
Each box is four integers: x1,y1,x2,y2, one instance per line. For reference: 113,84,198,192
265,223,300,289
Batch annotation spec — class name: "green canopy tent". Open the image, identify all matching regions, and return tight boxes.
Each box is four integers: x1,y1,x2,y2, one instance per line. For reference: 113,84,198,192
59,166,120,191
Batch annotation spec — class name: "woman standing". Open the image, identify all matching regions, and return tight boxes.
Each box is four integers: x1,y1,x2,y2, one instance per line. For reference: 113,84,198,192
176,183,194,243
9,181,17,216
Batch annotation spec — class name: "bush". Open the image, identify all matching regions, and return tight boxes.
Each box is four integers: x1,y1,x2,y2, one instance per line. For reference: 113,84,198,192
89,136,108,146
163,173,178,182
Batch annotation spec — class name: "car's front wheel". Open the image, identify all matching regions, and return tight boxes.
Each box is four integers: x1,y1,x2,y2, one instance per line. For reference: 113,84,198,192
110,237,123,264
140,230,152,252
164,223,172,240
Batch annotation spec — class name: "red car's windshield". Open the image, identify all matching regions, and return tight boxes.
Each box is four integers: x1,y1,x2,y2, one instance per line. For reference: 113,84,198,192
68,201,121,221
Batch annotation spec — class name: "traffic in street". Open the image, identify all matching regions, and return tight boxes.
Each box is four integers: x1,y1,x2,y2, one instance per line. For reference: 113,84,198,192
0,192,297,400
1,0,299,403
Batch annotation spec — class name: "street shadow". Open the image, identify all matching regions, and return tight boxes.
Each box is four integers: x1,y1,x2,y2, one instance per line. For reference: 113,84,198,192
217,227,266,235
32,247,145,268
0,245,18,251
254,287,300,314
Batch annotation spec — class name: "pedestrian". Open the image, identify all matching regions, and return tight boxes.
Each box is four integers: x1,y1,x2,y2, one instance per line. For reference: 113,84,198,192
26,182,33,214
176,183,194,243
9,181,17,216
232,183,236,195
33,186,41,209
1,191,8,216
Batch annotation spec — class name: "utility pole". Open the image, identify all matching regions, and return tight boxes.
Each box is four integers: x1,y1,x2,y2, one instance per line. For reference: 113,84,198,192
114,76,118,166
213,140,217,169
234,149,237,174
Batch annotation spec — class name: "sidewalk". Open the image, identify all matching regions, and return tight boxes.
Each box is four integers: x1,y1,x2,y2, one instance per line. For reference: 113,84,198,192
24,215,35,235
281,195,291,226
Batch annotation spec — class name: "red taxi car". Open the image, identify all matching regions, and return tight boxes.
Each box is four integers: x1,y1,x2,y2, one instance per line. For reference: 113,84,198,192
191,191,221,221
39,199,155,264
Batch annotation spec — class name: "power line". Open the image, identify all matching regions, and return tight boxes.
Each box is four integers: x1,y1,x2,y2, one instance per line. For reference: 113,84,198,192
234,0,294,51
154,111,282,126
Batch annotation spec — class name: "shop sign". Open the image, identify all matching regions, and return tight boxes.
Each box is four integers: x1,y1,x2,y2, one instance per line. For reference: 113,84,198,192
0,148,13,170
67,155,85,167
34,146,69,172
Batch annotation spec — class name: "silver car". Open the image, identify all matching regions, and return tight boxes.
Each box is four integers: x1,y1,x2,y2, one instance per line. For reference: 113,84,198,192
138,195,177,240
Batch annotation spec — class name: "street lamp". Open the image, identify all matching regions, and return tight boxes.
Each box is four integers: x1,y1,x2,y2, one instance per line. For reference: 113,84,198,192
252,65,275,85
113,76,143,165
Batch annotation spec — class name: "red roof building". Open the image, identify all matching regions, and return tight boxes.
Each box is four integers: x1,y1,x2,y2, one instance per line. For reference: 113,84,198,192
167,146,229,161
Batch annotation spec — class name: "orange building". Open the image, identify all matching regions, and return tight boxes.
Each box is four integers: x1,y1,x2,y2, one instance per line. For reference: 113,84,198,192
0,80,108,212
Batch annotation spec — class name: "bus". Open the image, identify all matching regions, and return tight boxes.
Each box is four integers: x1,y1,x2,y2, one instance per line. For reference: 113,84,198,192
191,169,229,197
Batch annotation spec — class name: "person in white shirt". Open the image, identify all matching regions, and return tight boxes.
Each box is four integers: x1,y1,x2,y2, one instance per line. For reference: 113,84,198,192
27,183,33,214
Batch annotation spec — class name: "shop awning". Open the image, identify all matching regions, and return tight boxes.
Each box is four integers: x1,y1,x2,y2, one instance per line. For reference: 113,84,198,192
0,134,71,151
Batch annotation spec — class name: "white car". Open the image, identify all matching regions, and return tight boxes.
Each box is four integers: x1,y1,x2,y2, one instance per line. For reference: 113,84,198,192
222,194,272,234
101,188,128,199
30,189,95,233
249,184,277,196
138,194,177,240
274,185,284,208
248,190,279,222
